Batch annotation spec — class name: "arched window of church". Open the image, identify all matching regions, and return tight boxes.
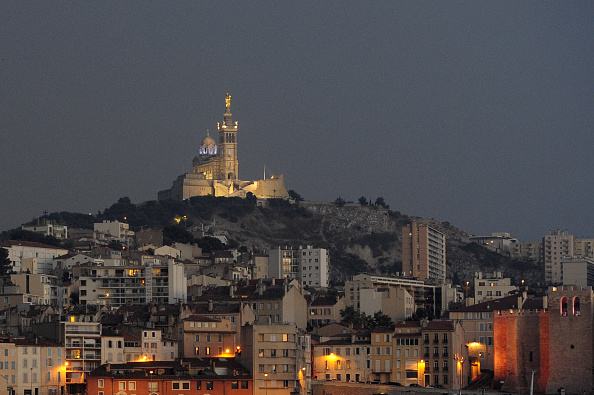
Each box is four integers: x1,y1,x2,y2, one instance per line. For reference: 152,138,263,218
574,297,581,316
561,297,568,316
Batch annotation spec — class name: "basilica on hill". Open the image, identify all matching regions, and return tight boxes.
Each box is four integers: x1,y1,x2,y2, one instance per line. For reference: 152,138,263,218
158,94,289,201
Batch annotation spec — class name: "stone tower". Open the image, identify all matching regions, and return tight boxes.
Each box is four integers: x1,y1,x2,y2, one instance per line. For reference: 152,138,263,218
217,93,239,181
546,285,594,394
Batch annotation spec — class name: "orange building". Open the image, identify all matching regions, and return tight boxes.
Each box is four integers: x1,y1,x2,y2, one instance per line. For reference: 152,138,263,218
87,359,252,395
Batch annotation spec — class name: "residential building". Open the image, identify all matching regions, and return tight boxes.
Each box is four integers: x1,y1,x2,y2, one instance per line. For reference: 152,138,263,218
11,337,66,395
345,274,452,321
402,221,446,282
473,272,517,303
469,232,517,257
93,220,134,246
0,241,68,274
268,246,329,288
63,316,102,395
178,315,236,358
307,294,345,327
77,257,187,307
22,221,68,239
447,294,528,372
87,359,252,395
510,240,543,263
544,230,575,285
199,278,308,330
562,256,594,287
240,323,311,395
312,334,372,383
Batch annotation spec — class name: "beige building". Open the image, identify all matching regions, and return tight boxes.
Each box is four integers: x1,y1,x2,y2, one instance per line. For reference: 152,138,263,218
575,238,594,258
345,274,453,320
473,271,517,303
240,323,310,395
178,315,236,359
158,94,289,201
11,338,66,395
544,229,575,285
313,335,372,383
402,221,446,282
368,320,468,388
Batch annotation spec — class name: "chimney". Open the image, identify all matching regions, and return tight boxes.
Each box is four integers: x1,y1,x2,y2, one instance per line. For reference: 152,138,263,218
542,295,548,310
106,363,111,372
229,285,234,297
208,300,213,312
271,278,275,286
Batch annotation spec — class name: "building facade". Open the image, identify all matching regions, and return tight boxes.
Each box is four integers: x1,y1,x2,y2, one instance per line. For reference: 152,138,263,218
402,222,446,282
544,230,575,285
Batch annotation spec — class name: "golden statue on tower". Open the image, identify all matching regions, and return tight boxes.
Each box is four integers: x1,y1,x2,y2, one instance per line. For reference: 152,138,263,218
225,93,231,108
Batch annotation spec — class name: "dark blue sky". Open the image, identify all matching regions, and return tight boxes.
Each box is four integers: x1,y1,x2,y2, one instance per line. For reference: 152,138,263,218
1,2,592,241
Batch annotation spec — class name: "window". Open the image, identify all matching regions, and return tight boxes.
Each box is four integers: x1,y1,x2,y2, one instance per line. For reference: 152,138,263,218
574,296,581,316
119,382,126,390
183,382,190,389
194,347,200,355
149,382,158,391
206,381,213,390
270,349,276,357
241,381,248,389
129,382,136,390
206,347,211,355
195,334,200,342
196,381,202,390
258,349,264,357
231,381,239,389
98,379,104,388
282,333,288,342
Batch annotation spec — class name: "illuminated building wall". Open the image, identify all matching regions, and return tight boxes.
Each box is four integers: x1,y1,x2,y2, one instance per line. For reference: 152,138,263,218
402,222,446,282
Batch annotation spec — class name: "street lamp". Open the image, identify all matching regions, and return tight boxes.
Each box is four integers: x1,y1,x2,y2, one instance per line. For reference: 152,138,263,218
149,370,154,394
264,373,268,395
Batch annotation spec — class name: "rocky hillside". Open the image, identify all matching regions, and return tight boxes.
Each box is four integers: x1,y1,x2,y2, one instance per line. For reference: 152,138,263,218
12,196,543,287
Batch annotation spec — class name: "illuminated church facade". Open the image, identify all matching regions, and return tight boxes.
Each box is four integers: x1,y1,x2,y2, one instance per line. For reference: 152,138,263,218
158,94,289,201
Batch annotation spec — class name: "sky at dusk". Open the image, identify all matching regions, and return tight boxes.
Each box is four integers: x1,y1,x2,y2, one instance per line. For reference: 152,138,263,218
1,2,592,241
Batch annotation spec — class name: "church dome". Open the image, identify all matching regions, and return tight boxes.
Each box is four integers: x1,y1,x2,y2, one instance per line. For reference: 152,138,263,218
199,132,218,155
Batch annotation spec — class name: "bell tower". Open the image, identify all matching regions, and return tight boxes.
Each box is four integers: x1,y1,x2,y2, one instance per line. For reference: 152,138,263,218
217,93,239,181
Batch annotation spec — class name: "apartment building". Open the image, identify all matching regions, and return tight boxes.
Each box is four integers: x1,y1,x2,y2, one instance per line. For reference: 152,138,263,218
77,257,187,307
402,221,446,282
313,335,372,383
544,230,575,285
240,323,310,395
473,272,517,303
177,315,236,359
269,246,329,288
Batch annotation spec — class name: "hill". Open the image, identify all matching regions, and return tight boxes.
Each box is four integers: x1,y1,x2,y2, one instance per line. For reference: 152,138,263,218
4,196,543,287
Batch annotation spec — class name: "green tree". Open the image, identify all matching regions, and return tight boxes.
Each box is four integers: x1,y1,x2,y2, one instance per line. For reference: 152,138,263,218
374,197,389,209
0,248,12,275
358,196,368,206
288,190,304,202
334,196,346,207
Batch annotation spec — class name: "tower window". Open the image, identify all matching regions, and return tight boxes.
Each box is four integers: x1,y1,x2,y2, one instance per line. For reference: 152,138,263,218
574,297,581,316
561,297,568,316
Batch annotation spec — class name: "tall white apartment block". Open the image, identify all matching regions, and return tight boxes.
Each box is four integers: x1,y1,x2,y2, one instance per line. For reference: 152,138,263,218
299,245,329,288
268,246,329,288
544,230,575,285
